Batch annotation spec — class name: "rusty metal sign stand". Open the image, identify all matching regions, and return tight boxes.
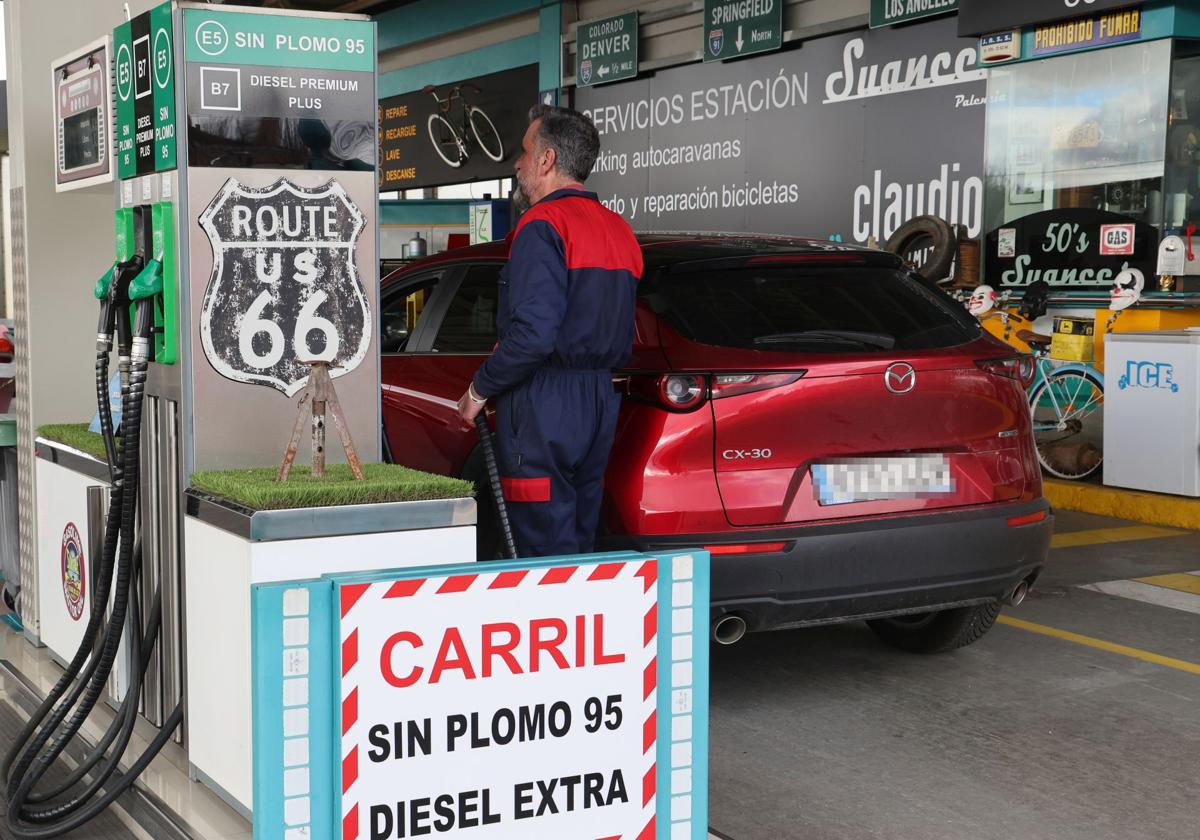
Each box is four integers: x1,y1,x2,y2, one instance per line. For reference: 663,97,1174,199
278,360,365,482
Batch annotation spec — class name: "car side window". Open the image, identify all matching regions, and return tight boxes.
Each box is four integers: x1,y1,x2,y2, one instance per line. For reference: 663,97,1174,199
379,273,440,354
432,264,501,353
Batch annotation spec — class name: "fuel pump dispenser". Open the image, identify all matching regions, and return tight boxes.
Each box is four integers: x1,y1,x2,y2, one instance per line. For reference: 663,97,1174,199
20,3,445,834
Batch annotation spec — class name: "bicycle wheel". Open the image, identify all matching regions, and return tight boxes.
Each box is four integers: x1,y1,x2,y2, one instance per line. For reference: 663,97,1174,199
427,113,464,168
468,106,505,162
1028,367,1104,481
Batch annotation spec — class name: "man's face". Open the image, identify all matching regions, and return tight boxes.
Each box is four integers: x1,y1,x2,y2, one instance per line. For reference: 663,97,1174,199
514,119,550,203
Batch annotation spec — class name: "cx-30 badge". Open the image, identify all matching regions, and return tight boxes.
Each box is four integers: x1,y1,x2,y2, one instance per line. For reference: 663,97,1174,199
884,363,916,394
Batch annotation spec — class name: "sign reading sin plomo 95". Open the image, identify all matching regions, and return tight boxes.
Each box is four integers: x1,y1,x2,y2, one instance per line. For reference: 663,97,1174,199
184,9,374,72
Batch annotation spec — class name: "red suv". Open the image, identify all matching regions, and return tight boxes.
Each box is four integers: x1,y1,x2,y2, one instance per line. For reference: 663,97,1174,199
380,235,1052,653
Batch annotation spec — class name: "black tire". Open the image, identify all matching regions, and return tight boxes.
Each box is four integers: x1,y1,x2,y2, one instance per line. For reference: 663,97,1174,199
885,215,956,284
461,446,502,561
867,602,1000,654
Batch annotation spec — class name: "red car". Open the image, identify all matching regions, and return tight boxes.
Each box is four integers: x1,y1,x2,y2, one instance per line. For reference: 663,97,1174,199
380,235,1052,653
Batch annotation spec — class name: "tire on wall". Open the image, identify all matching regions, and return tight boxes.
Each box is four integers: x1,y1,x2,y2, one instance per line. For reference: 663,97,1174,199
885,215,956,284
867,602,1001,653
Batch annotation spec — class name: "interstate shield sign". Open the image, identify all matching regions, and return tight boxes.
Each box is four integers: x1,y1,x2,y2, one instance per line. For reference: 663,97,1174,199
199,178,370,396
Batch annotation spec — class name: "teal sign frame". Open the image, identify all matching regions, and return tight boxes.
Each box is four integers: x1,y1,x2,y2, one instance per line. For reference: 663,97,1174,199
703,0,783,62
184,9,374,72
252,551,711,840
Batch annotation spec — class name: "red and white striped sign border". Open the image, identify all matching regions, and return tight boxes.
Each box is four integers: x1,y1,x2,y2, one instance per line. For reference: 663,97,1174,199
338,559,659,840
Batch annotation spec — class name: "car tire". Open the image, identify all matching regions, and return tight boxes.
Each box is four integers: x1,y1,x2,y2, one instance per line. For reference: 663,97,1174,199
461,446,502,561
885,215,956,284
867,602,1000,654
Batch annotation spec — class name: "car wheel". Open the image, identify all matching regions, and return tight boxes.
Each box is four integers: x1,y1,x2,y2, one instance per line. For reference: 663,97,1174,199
867,602,1000,653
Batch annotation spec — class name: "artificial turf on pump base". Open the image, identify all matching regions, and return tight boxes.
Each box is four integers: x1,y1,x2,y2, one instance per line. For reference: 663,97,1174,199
190,464,474,511
37,424,474,511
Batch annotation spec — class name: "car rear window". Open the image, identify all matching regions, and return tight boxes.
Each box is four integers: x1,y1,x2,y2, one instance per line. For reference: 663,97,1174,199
647,265,981,353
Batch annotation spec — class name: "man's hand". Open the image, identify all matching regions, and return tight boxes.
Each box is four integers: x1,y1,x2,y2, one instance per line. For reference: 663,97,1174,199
458,386,486,423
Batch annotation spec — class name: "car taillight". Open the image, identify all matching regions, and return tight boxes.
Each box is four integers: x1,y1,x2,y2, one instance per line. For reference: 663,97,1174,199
711,372,805,399
627,374,708,412
977,356,1035,388
704,542,789,555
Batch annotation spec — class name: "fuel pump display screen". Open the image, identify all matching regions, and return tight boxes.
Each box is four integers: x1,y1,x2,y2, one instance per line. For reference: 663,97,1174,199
52,37,112,191
63,110,101,170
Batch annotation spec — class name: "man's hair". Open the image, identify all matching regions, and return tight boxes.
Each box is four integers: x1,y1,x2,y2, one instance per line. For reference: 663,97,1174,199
527,104,600,182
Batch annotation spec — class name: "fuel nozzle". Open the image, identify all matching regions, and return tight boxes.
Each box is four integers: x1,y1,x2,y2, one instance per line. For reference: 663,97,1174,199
129,258,163,363
94,263,117,352
105,256,144,358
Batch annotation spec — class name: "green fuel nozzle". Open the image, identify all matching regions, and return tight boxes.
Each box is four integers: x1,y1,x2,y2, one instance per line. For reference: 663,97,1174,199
130,259,163,361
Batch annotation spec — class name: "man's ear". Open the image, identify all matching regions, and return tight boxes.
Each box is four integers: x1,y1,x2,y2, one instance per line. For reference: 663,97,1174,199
541,145,557,176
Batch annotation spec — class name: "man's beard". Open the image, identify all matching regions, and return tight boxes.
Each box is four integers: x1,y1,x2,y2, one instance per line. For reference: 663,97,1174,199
510,181,531,216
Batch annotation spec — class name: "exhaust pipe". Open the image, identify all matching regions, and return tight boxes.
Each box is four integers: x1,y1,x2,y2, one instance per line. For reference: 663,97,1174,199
712,615,747,646
1007,579,1029,607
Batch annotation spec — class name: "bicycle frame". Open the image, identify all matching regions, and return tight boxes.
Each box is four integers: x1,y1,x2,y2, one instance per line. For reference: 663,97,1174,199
1028,354,1104,431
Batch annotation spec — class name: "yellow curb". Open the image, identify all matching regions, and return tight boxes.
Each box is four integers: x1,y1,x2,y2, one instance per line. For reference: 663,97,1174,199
1044,479,1200,532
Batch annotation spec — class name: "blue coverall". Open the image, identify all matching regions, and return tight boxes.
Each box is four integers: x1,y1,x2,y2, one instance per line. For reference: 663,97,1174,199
473,188,643,557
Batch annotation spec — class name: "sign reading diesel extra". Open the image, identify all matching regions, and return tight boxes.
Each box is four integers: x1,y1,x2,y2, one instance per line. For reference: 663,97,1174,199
986,208,1158,287
577,16,986,244
577,12,639,86
870,0,958,29
958,0,1139,37
251,553,711,839
703,0,782,62
379,65,536,191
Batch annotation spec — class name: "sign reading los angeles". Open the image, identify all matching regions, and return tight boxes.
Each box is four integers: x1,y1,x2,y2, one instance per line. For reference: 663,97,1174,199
251,552,710,840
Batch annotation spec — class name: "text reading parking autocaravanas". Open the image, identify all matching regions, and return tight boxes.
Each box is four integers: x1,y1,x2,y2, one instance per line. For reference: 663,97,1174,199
592,139,742,176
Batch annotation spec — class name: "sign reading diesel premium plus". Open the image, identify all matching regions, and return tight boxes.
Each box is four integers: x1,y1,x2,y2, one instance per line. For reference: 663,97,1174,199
577,12,638,86
704,0,782,62
578,16,987,246
870,0,958,29
114,0,176,179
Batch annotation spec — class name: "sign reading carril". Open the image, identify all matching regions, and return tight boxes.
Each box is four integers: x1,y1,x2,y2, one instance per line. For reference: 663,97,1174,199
184,9,374,72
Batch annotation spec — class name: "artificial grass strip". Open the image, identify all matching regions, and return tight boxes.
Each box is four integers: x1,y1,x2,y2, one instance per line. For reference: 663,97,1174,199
36,423,109,462
190,463,474,511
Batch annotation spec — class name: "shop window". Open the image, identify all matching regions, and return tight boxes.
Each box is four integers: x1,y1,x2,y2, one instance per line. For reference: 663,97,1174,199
1165,43,1200,229
379,274,439,354
432,265,500,353
983,41,1171,287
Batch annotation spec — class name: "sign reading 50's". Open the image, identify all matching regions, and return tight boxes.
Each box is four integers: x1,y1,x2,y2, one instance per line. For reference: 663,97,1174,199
198,178,371,396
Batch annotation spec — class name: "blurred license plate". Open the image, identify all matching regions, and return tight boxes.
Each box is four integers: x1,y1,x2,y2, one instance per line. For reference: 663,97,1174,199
812,456,954,506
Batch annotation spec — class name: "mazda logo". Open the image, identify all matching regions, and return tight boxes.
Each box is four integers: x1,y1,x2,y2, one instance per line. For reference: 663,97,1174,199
884,363,916,394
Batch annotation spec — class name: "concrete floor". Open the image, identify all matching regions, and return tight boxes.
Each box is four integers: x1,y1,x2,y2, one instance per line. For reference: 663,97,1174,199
708,510,1200,840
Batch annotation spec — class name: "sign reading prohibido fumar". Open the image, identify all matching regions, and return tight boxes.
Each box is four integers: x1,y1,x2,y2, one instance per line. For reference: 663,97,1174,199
113,0,176,179
703,0,782,62
870,0,958,29
251,553,711,840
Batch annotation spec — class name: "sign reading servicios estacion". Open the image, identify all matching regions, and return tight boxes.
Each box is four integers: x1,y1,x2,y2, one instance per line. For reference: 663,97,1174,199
870,0,958,29
184,9,374,72
704,0,782,62
577,12,638,86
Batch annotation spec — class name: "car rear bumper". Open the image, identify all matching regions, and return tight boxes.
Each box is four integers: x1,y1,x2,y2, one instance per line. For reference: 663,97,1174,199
613,498,1053,632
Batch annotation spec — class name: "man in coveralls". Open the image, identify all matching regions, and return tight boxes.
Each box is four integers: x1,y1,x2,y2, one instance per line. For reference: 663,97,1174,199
457,105,642,557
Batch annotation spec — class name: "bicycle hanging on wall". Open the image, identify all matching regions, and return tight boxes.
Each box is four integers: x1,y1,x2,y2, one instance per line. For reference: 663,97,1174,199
423,83,505,169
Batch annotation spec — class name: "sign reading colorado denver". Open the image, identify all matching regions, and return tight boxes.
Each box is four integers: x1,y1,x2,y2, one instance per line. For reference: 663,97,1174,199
184,9,374,72
577,12,639,86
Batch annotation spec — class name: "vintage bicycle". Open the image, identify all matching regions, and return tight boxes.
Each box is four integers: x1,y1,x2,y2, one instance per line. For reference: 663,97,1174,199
963,282,1107,481
422,83,505,169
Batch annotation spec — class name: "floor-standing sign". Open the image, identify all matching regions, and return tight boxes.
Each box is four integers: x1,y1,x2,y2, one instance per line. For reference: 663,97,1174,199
252,552,710,839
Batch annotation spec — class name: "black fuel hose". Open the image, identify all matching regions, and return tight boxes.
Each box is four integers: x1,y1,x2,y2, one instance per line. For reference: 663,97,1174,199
4,294,181,837
474,413,518,560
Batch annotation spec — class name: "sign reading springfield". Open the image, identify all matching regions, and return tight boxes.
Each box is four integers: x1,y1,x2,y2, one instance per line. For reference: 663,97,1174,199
251,553,711,839
704,0,783,62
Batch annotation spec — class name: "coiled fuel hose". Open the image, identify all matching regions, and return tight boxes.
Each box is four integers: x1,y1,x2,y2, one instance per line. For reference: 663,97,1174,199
3,259,183,838
474,412,518,560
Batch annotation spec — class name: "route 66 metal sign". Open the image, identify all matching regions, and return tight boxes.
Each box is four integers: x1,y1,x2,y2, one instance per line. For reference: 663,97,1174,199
198,178,371,397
